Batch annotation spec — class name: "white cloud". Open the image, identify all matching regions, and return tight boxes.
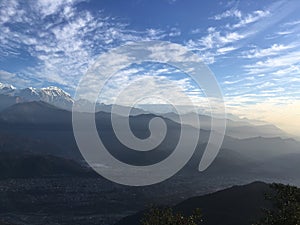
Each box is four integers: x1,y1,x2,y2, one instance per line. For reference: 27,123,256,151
0,70,32,87
245,50,300,71
283,20,300,27
0,0,24,25
242,43,296,59
188,27,245,50
87,65,207,108
186,7,276,63
217,46,237,54
190,28,202,35
272,65,300,76
0,70,15,80
231,10,270,29
276,30,294,35
213,9,242,20
36,0,70,17
0,1,168,89
169,27,181,37
223,78,245,85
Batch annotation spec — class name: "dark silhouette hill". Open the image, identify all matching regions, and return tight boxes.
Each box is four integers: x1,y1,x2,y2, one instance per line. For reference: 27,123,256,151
0,101,71,124
116,181,274,225
0,152,91,178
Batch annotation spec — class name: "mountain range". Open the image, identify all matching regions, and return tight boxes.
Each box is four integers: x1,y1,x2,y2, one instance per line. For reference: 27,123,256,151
0,83,294,140
0,83,73,110
0,100,299,181
0,83,299,181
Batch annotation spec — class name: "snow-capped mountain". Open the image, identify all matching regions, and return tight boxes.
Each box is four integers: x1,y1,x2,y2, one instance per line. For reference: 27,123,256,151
0,83,16,95
0,83,74,110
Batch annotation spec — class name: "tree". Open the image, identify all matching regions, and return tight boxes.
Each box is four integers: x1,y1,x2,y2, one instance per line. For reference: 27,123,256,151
141,207,203,225
254,183,300,225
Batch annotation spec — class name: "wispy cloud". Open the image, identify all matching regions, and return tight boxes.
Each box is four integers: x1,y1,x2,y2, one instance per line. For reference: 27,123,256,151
231,10,270,29
283,19,300,26
188,27,245,50
0,70,16,81
0,0,169,89
168,27,181,37
217,46,237,54
186,3,283,64
213,9,242,20
242,43,296,59
245,50,300,72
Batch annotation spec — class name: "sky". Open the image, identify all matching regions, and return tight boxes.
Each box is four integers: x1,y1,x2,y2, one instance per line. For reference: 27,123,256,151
0,0,300,135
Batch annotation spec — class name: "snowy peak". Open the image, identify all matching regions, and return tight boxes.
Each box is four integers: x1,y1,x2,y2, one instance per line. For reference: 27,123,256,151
0,84,74,110
0,82,16,95
0,82,16,89
41,86,71,95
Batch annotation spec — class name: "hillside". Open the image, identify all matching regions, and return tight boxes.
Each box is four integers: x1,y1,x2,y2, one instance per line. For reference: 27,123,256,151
116,182,274,225
0,152,92,178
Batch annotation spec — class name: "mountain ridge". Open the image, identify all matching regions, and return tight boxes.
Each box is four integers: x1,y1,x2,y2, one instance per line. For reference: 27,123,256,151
115,181,274,225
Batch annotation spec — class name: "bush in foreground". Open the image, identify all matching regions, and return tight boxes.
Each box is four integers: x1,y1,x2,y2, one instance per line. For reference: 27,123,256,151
141,207,203,225
255,183,300,225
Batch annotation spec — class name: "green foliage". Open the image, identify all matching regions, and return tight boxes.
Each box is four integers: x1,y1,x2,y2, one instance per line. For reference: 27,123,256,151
255,183,300,225
141,207,203,225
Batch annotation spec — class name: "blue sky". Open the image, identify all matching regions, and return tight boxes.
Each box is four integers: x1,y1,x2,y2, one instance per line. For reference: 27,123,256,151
0,0,300,134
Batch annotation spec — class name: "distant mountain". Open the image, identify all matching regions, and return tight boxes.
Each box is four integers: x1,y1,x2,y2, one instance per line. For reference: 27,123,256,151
75,99,148,115
0,101,186,163
0,94,19,111
0,100,299,171
188,146,254,175
116,181,274,225
0,83,74,110
256,153,300,178
226,124,288,139
162,112,289,139
223,136,300,161
0,84,296,141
